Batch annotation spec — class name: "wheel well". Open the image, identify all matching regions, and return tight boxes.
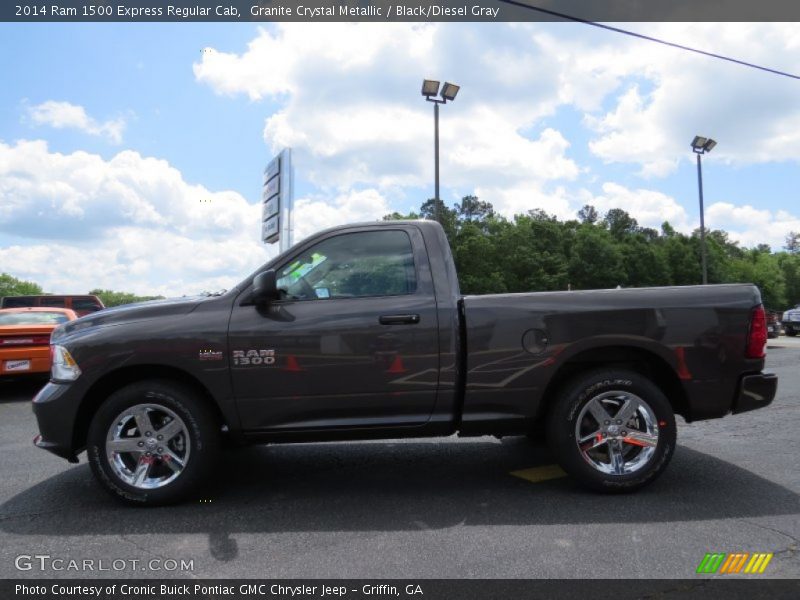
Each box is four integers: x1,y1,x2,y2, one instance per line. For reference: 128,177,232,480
72,365,226,452
537,346,689,421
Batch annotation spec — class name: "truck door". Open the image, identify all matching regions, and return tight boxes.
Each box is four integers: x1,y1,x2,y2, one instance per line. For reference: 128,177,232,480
228,226,440,432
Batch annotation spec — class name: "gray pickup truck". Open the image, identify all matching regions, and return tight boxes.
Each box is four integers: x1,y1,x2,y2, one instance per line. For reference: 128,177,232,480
33,220,777,505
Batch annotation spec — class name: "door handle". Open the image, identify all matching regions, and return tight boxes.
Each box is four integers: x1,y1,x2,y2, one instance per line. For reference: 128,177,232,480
379,314,420,325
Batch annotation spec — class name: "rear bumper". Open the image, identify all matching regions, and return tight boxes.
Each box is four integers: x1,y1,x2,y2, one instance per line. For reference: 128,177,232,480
732,373,778,414
0,347,50,375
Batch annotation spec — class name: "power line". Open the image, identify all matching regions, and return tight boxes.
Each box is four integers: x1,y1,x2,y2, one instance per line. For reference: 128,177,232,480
497,0,800,81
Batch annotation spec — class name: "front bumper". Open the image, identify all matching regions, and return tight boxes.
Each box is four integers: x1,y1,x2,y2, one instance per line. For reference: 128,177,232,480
731,372,778,414
32,381,84,462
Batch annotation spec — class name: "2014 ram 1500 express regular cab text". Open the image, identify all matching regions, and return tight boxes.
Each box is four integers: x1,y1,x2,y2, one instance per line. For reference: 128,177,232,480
33,220,777,504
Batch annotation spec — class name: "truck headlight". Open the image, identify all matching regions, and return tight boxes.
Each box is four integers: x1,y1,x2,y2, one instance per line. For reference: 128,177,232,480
51,345,82,381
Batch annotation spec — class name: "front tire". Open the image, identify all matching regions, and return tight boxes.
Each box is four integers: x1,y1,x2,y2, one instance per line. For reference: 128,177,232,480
87,380,220,505
547,369,676,493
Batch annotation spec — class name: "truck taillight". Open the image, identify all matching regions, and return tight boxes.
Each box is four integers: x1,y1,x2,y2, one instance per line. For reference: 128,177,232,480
746,305,767,359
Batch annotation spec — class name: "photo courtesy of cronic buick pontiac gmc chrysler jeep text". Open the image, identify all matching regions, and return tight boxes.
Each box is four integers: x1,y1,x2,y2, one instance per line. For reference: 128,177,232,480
32,221,777,505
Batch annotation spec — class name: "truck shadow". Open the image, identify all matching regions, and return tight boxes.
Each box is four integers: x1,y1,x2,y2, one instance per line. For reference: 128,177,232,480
0,378,47,403
2,440,798,562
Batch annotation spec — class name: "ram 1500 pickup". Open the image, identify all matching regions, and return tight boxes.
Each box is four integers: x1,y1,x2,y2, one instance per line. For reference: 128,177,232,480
33,220,778,504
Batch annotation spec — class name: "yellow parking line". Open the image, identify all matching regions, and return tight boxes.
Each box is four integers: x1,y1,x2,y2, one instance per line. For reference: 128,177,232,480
510,464,567,483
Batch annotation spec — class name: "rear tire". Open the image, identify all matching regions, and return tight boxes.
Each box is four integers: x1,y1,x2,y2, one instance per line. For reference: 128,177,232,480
87,380,220,506
547,369,676,493
786,329,797,337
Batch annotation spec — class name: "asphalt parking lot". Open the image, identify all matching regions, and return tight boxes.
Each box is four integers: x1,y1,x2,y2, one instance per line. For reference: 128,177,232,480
1,339,798,580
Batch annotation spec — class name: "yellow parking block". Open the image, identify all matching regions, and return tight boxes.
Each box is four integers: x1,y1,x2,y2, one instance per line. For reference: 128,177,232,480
510,464,567,483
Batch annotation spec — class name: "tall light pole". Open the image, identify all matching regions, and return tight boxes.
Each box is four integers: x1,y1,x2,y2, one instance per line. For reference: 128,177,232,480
421,79,459,223
691,135,717,285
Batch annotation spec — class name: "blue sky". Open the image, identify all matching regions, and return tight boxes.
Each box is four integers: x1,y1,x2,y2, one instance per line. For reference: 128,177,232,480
2,22,800,295
1,24,271,205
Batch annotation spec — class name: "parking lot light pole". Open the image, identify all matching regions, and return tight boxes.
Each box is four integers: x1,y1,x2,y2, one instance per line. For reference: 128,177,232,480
691,135,717,285
421,79,460,223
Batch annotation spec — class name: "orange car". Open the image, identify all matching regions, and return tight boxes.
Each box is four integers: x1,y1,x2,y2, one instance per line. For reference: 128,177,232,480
0,307,78,377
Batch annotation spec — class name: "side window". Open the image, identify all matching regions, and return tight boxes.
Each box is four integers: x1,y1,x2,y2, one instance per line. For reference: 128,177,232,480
40,297,66,308
276,230,417,301
72,298,102,312
1,297,33,308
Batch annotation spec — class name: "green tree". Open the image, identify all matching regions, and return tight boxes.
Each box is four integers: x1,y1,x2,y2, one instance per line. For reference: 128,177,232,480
777,253,800,307
577,204,599,224
603,208,638,239
457,195,495,223
725,251,787,308
491,213,569,292
568,226,626,289
620,235,670,287
89,289,165,307
382,210,419,221
0,273,43,297
419,198,459,240
386,197,793,300
660,233,700,285
451,220,507,294
785,231,800,254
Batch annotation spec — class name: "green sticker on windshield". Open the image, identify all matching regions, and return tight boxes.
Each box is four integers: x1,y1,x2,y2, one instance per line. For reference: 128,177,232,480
287,252,327,282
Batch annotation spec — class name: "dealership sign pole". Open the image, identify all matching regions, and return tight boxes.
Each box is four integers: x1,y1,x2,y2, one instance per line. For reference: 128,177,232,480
262,148,294,252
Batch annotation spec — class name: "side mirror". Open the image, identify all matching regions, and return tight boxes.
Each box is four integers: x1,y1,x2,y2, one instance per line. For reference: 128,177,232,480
252,270,278,304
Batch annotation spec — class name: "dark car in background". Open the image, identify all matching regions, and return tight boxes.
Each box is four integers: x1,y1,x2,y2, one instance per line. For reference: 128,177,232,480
0,294,104,317
766,310,782,338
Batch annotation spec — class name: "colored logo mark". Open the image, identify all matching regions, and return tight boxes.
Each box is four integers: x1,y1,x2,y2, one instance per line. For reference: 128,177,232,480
696,552,773,574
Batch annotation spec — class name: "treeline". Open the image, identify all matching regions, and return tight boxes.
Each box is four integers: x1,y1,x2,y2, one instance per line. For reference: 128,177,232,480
0,275,164,308
4,197,799,310
88,289,165,307
385,197,800,309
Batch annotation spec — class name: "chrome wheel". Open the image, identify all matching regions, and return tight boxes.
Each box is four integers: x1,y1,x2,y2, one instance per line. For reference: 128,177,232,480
105,403,191,490
575,391,659,476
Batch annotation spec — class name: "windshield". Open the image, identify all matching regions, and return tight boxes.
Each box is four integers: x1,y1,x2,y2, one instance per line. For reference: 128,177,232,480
275,231,416,301
0,312,71,325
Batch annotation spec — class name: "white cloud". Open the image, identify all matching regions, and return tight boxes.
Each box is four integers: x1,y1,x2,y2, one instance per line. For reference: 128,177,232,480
473,183,576,221
8,21,800,298
192,22,800,248
291,188,392,242
0,139,267,296
193,24,436,101
192,21,800,225
581,23,800,175
195,23,582,202
585,86,681,178
589,182,692,231
26,100,127,144
706,202,800,249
